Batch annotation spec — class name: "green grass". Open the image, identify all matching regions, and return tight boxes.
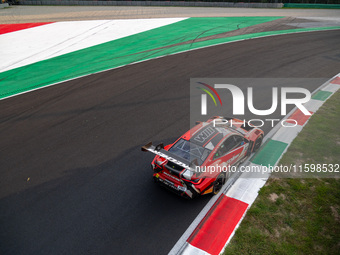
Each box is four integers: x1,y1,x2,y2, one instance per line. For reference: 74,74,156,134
224,90,340,255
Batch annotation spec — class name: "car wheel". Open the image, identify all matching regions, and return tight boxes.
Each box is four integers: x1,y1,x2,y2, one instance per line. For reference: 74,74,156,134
253,135,263,152
213,173,226,195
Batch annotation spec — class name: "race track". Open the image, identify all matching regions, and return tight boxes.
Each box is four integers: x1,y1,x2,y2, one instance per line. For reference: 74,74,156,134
1,29,340,255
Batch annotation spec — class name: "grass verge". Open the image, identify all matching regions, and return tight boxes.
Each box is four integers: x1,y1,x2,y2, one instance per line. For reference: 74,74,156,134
223,90,340,255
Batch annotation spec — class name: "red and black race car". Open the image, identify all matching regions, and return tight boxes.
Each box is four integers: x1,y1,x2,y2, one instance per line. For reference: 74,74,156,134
142,116,264,199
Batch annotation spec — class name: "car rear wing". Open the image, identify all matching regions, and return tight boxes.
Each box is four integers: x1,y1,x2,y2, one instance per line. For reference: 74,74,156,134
141,142,197,172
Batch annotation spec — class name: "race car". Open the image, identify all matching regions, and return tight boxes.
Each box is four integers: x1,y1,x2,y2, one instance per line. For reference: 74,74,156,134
141,116,264,199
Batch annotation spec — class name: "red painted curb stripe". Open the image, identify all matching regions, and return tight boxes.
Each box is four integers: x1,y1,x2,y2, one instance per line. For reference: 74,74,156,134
330,76,340,85
0,22,53,35
286,109,313,126
187,195,248,255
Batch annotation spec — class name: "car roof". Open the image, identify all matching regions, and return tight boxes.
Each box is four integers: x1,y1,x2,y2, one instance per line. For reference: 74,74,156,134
182,122,239,151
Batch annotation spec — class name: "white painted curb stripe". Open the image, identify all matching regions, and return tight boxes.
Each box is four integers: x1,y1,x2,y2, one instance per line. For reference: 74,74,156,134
271,123,303,144
182,244,211,255
0,18,187,73
322,83,340,93
225,169,270,205
304,83,340,113
304,99,324,112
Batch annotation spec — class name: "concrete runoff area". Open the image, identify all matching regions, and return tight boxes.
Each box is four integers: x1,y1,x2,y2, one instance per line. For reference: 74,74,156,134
1,16,339,100
0,5,339,23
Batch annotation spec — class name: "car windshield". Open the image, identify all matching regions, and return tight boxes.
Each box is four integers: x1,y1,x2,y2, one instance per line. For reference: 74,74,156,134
169,139,211,166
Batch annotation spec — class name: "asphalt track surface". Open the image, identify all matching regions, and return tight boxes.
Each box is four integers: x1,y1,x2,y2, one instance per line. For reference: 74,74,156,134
1,30,340,255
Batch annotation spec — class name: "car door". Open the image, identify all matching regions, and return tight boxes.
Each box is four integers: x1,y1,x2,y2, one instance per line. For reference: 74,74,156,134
213,135,246,166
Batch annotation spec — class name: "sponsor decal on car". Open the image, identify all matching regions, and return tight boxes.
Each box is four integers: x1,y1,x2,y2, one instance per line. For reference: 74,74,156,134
163,171,182,182
157,175,187,192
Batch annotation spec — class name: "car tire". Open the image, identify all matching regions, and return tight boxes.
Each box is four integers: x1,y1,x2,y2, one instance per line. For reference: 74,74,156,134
253,135,263,152
213,173,226,195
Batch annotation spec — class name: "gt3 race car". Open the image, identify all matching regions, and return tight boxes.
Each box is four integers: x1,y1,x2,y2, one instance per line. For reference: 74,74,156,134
141,116,264,199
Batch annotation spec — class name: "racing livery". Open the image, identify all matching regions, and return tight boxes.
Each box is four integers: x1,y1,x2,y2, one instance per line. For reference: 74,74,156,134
142,116,264,199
